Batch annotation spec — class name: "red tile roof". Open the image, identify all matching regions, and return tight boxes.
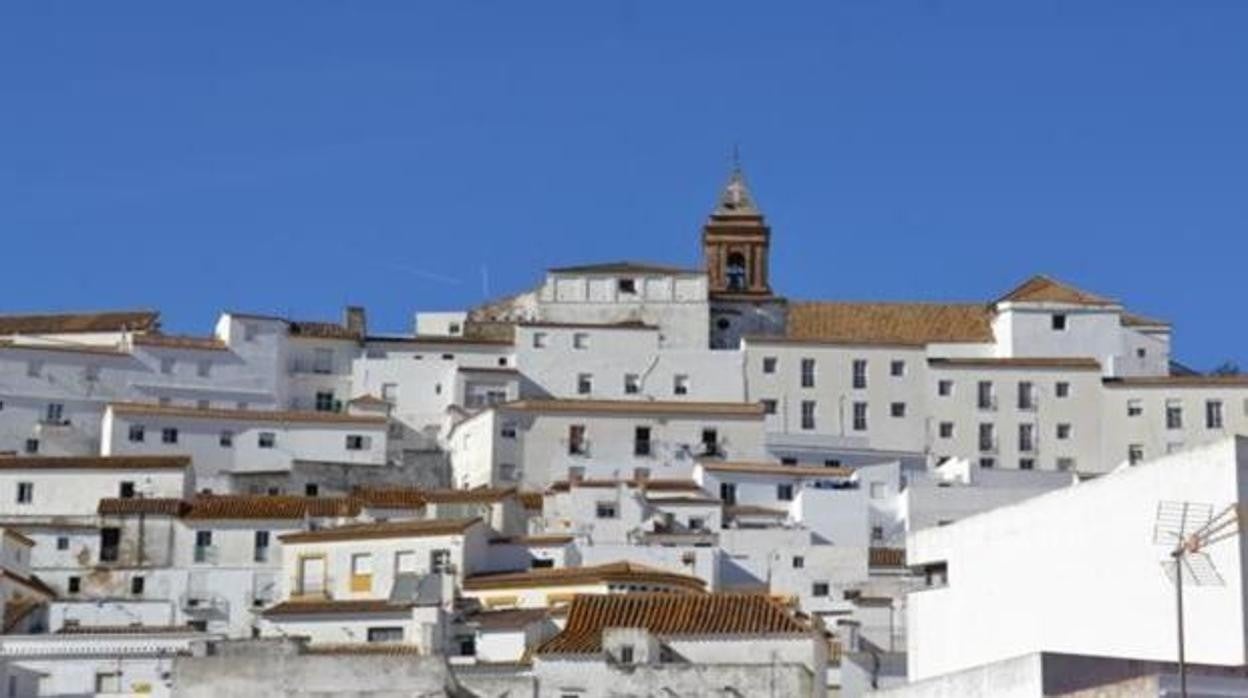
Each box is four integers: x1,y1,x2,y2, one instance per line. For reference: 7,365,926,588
98,498,188,516
0,455,189,471
536,593,809,655
279,517,481,544
778,301,995,346
263,599,417,616
928,357,1101,370
131,334,228,351
184,495,361,521
996,275,1117,306
463,561,706,593
0,310,159,335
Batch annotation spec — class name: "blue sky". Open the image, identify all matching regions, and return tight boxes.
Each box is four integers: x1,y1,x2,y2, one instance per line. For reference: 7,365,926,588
2,2,1245,369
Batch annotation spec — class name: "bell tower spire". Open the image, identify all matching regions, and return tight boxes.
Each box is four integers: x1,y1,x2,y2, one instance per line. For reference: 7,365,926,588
702,155,772,297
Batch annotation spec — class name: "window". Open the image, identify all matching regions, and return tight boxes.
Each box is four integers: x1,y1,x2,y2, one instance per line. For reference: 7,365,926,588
219,430,234,448
119,481,136,499
1127,399,1143,417
1137,347,1147,358
890,402,906,418
500,422,517,439
67,576,81,593
1206,400,1224,429
1166,400,1183,429
431,549,452,574
57,536,69,551
95,672,122,694
872,525,884,541
160,357,175,374
889,359,906,377
497,356,508,367
792,555,805,569
45,403,65,424
567,425,587,455
725,252,748,290
576,373,593,395
851,359,867,389
312,348,333,374
761,399,777,415
619,645,636,665
1056,423,1072,440
532,332,548,348
194,530,214,563
595,501,618,519
800,358,817,388
258,432,276,448
16,482,33,504
617,278,637,294
777,483,794,501
978,423,995,452
1019,458,1036,470
812,582,830,597
315,391,336,412
573,332,589,350
100,528,120,562
305,483,319,497
161,427,178,444
1128,444,1145,465
345,434,370,451
938,422,954,439
977,381,995,410
367,627,404,643
762,356,777,374
128,424,145,443
633,426,652,457
701,428,721,456
26,360,42,377
979,457,996,469
254,531,270,563
243,323,258,341
23,439,38,454
1018,381,1036,410
852,402,868,431
1018,424,1036,452
937,380,954,397
688,517,706,531
350,553,373,592
673,374,690,396
194,359,212,377
1055,381,1070,398
719,482,737,505
130,576,145,595
1056,457,1076,472
1052,314,1067,331
395,550,418,574
624,374,640,394
800,401,816,430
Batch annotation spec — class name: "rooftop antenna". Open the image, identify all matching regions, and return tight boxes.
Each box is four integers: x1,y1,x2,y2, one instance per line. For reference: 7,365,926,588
1152,500,1242,698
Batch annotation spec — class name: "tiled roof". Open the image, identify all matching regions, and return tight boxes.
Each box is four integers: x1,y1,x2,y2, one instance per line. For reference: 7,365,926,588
724,505,788,518
547,261,703,275
869,548,907,568
108,402,386,425
422,488,517,505
287,321,361,341
466,607,552,630
500,399,765,418
996,275,1117,306
352,487,427,509
184,495,360,520
536,593,809,655
779,302,995,346
0,310,159,335
347,394,390,407
492,534,576,546
699,461,854,478
928,357,1101,370
0,340,129,357
0,455,190,471
645,496,721,506
1103,375,1248,387
1122,311,1170,328
518,492,544,511
279,517,480,544
131,334,228,351
98,498,188,516
546,478,703,493
263,599,416,616
56,624,200,635
463,561,706,593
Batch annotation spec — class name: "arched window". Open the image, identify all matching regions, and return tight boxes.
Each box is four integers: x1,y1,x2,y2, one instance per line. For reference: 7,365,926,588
725,252,747,291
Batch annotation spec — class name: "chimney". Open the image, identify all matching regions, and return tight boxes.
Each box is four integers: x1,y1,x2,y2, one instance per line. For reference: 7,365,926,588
344,306,367,337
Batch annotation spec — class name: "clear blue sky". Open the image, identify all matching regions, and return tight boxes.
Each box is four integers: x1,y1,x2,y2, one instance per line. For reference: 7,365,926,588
2,2,1245,369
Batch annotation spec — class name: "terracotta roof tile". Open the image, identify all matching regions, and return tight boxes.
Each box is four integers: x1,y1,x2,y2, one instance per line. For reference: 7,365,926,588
536,593,809,655
263,599,416,616
287,321,361,341
463,561,706,593
98,498,187,516
108,402,386,425
0,310,159,335
499,399,765,418
183,495,360,520
56,624,200,635
996,275,1117,306
422,488,517,504
779,302,995,346
279,517,480,544
1122,311,1170,328
0,340,129,357
352,487,427,509
928,357,1101,370
0,455,189,471
724,505,788,518
131,334,228,351
1104,375,1248,387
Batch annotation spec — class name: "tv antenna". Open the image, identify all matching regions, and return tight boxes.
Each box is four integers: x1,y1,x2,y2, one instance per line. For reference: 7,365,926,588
1152,500,1242,698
